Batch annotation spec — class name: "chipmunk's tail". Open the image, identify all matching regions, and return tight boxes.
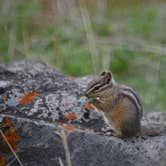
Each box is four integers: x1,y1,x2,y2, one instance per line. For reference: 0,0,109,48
140,123,166,136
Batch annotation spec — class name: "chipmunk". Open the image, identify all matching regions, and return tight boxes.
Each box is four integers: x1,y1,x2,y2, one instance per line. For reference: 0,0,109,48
85,71,145,138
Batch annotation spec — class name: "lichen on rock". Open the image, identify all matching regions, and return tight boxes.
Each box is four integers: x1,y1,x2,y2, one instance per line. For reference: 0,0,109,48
0,60,166,166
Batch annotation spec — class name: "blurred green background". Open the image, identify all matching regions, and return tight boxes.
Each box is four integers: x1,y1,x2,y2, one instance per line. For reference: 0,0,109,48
0,0,166,112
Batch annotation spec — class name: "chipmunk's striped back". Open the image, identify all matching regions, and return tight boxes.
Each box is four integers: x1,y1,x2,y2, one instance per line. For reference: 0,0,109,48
120,85,142,120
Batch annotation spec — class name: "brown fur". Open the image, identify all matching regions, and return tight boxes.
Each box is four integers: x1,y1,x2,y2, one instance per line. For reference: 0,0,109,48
92,95,141,137
108,101,125,132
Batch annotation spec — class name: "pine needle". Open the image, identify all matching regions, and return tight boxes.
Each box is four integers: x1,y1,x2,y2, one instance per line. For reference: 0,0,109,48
60,130,72,166
58,157,64,166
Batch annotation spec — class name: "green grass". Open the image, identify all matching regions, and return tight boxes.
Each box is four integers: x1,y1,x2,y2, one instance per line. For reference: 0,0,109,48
0,1,165,112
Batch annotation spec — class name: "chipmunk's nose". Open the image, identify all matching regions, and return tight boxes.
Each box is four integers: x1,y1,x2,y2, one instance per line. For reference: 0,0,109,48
84,90,93,98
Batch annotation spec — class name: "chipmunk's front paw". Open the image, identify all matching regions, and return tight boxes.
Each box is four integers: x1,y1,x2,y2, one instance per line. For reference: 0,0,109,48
104,129,122,138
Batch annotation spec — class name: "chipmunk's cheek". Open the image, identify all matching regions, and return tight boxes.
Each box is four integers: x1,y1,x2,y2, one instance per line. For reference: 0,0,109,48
93,97,100,104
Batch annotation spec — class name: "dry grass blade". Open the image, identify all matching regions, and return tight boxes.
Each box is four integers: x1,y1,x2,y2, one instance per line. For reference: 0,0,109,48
98,37,166,55
60,130,72,166
0,129,23,166
78,0,98,74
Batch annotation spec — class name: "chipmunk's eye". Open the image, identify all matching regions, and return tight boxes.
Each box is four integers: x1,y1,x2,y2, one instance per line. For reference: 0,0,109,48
94,85,101,91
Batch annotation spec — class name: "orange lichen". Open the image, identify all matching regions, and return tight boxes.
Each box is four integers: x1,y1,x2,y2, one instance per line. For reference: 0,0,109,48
85,103,95,111
59,123,77,131
18,92,39,105
65,113,78,120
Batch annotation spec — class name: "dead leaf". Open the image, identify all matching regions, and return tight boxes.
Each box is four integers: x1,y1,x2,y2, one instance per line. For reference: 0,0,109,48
65,113,78,120
2,118,13,128
85,103,95,111
1,127,19,153
18,92,39,105
0,118,19,154
0,156,5,166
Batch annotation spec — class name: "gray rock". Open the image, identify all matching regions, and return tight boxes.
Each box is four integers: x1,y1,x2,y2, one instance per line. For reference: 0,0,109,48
11,117,65,166
68,131,151,166
0,60,166,166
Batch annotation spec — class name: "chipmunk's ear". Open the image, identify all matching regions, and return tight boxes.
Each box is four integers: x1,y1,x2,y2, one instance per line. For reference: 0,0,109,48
100,71,106,76
104,72,112,84
106,72,112,78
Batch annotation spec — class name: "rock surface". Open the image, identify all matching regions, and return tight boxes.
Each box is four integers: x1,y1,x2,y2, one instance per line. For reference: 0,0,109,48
0,61,166,166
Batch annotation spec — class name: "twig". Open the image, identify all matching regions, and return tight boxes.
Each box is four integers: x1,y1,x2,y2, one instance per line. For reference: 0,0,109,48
60,130,72,166
0,129,23,166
